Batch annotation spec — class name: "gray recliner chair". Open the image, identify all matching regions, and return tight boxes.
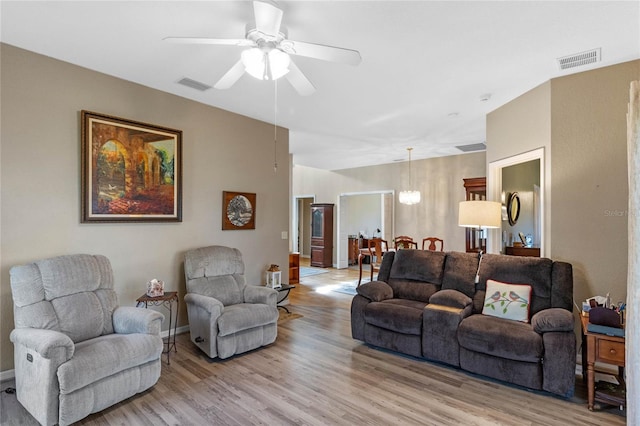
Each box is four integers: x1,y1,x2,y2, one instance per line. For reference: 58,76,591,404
9,254,165,426
184,246,279,359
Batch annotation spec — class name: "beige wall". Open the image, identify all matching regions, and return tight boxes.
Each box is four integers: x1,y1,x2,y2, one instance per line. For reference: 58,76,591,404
550,60,639,308
487,82,552,254
0,44,291,372
292,151,487,260
346,194,382,238
487,59,639,312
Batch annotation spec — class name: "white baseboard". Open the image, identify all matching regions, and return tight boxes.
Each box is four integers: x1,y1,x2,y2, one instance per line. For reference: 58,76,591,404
0,326,191,382
575,354,619,376
0,369,15,382
162,325,190,339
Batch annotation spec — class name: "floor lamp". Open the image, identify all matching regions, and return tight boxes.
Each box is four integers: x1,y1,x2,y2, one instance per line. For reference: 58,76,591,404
459,200,502,282
458,200,502,253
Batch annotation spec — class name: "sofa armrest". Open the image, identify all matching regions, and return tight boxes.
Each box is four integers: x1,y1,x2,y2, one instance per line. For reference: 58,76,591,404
184,293,224,318
10,328,74,360
356,280,393,302
531,308,574,333
113,306,164,335
244,285,277,307
429,289,472,310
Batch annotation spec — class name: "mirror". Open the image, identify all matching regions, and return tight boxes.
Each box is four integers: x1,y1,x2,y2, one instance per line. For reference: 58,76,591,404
507,192,520,226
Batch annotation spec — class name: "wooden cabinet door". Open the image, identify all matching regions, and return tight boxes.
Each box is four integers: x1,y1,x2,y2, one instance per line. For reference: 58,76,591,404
310,204,333,267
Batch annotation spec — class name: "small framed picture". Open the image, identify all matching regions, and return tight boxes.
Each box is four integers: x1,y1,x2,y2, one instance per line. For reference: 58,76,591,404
518,232,527,245
222,191,256,230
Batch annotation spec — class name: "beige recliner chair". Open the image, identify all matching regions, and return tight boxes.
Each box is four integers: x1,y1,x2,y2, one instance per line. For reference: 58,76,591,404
9,254,165,426
184,246,278,359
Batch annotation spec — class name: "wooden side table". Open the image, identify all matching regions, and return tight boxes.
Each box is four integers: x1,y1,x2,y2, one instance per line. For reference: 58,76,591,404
136,291,178,365
580,315,625,410
504,246,540,257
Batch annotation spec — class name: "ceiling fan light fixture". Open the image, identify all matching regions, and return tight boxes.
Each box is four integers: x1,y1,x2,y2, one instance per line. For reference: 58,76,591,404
241,47,267,79
268,49,290,80
241,47,290,81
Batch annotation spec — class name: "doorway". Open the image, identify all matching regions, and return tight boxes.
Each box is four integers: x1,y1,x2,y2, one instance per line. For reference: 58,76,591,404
488,148,545,256
336,191,394,269
292,195,315,257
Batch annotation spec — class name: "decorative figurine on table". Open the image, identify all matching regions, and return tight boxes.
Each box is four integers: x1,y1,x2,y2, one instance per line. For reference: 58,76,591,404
146,278,165,297
266,264,282,289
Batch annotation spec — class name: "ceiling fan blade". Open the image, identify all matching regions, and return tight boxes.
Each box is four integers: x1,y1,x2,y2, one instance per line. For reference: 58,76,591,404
285,61,316,96
285,40,361,66
253,1,283,37
214,60,246,90
163,37,254,47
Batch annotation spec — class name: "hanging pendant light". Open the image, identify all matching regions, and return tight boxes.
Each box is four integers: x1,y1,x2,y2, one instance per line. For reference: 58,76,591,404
399,147,421,205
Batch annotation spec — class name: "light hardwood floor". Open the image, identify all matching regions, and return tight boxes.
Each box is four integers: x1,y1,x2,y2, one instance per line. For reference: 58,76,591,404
1,259,626,425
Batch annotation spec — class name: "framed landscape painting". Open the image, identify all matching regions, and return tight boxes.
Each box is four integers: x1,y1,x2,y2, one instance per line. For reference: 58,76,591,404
222,191,256,230
81,111,182,222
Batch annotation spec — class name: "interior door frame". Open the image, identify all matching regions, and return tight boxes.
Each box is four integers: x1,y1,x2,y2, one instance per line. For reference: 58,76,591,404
336,190,395,269
488,147,545,256
292,194,315,255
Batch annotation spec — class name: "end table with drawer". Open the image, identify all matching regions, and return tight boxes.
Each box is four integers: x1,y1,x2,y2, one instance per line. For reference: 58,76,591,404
580,315,625,411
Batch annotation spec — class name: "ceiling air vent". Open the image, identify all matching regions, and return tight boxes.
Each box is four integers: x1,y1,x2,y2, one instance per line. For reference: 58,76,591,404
177,77,212,92
456,142,486,153
557,48,601,70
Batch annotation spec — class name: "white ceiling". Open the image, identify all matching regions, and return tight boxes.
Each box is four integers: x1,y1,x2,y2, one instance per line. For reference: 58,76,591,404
2,1,639,170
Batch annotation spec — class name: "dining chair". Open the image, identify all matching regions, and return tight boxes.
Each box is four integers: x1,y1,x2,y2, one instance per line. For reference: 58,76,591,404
422,237,444,251
358,238,389,286
393,235,417,250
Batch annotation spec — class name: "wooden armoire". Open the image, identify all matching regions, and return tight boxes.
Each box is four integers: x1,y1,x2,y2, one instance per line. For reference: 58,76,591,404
310,203,333,267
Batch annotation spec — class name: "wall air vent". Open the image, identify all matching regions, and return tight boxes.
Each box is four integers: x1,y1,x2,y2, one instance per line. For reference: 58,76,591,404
557,48,601,70
456,142,486,153
177,77,212,92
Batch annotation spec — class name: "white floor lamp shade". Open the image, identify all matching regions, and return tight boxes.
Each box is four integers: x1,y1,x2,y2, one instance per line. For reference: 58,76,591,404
458,200,502,229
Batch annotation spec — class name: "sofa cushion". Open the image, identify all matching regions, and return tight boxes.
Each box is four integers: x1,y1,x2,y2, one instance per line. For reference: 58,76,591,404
386,249,445,302
57,333,163,394
364,299,426,335
441,251,479,297
531,308,574,333
458,314,543,363
184,246,245,279
389,249,446,284
51,292,106,343
478,254,553,315
38,254,103,299
217,303,278,337
429,289,472,309
386,280,440,304
187,275,244,306
356,281,393,302
481,280,532,323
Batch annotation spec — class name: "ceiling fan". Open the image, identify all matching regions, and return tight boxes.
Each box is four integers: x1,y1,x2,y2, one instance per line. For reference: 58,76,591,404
164,0,361,96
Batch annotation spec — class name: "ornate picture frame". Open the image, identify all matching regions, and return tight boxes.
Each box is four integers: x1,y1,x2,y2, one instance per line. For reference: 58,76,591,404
222,191,256,230
507,192,520,226
81,111,182,223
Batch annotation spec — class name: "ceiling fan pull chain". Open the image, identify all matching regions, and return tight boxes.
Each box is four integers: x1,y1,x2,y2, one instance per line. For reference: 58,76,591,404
273,78,278,173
